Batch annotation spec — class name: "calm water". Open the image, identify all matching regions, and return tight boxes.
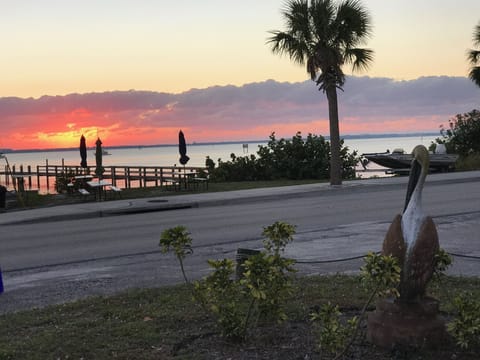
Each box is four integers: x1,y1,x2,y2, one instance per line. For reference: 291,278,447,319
1,134,437,192
3,135,436,170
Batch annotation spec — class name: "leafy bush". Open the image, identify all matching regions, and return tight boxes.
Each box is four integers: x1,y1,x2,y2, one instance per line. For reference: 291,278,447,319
201,221,296,338
433,248,453,279
447,292,480,349
435,109,480,156
194,259,246,338
241,222,296,323
360,252,401,298
210,153,262,182
311,253,401,358
160,221,297,340
208,132,359,182
159,226,193,285
310,302,358,357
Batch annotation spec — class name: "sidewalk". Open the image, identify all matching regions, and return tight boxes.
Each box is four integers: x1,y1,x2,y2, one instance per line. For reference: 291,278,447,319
1,170,479,226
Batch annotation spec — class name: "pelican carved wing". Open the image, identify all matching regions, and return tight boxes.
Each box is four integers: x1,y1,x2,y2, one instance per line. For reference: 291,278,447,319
403,216,439,299
382,214,407,267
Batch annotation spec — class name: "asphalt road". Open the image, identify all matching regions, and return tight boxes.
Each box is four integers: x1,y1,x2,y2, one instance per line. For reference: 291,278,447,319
0,176,479,313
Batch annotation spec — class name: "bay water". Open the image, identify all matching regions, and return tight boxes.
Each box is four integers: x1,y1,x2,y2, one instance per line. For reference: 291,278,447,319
1,134,437,192
3,134,437,170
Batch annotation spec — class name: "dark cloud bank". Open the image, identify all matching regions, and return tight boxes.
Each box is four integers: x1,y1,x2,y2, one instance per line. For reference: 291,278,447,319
1,76,479,133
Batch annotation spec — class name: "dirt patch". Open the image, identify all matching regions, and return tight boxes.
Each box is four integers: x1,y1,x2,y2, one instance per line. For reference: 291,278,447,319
170,314,478,360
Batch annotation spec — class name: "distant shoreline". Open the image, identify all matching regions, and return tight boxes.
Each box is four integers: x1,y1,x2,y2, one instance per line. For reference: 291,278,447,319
1,132,438,154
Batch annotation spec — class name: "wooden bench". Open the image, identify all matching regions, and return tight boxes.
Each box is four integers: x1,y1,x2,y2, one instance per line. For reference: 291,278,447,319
163,178,181,191
191,177,209,190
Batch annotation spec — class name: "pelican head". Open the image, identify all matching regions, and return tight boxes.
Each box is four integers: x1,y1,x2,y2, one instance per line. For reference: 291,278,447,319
403,145,429,213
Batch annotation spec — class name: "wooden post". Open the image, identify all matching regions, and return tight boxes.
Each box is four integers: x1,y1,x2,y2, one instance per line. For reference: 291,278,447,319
45,159,50,192
27,165,32,189
36,165,40,190
112,167,116,186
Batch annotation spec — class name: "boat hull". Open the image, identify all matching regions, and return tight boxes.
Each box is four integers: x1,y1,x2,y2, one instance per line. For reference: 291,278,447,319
363,153,458,171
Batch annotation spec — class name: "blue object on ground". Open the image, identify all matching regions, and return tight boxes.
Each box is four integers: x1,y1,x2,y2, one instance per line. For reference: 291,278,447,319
0,267,3,294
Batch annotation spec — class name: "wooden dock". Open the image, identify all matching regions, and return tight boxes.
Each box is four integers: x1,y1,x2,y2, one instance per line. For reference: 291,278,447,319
0,163,208,193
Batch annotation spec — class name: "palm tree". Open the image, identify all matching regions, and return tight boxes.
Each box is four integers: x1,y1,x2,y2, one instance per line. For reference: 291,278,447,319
268,0,373,185
467,21,480,88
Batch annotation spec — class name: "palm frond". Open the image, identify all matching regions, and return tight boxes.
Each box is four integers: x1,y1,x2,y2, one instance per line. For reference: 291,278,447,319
267,31,309,66
333,0,373,48
306,57,319,81
316,66,345,92
467,49,480,65
468,66,480,87
283,0,312,45
345,48,374,72
472,22,480,48
309,0,335,43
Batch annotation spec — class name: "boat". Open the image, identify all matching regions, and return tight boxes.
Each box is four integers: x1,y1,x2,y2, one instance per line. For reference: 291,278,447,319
362,146,458,172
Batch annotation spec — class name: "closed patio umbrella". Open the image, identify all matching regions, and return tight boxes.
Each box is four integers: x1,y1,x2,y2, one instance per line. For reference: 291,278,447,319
178,130,190,165
80,135,87,169
95,137,105,179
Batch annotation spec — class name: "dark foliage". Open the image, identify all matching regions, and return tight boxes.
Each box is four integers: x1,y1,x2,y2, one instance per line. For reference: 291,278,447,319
208,132,358,182
435,109,480,156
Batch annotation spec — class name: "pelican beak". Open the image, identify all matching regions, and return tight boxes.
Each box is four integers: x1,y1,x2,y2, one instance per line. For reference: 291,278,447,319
404,158,421,212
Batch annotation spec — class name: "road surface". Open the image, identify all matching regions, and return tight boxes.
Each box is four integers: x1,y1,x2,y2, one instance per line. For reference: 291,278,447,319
0,177,479,313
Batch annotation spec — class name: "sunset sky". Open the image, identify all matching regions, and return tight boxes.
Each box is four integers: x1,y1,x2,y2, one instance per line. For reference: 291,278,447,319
1,0,480,150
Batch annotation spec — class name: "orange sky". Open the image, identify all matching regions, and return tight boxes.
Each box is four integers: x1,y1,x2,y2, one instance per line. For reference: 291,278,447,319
2,76,478,150
1,1,480,150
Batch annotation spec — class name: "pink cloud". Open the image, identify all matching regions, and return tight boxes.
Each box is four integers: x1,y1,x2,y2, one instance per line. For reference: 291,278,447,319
1,76,479,149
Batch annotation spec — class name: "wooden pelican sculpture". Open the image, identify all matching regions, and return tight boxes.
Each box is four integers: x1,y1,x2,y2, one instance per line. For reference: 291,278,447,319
382,145,439,301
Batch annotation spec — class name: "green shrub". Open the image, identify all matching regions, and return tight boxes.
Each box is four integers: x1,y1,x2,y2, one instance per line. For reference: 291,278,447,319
159,226,193,285
311,253,401,358
433,248,453,279
241,245,296,324
434,109,480,156
310,302,358,357
360,252,401,298
208,132,359,182
447,292,480,349
160,221,297,340
194,259,246,338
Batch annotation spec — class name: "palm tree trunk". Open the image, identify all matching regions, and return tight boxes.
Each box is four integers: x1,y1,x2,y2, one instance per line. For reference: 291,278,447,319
326,87,342,185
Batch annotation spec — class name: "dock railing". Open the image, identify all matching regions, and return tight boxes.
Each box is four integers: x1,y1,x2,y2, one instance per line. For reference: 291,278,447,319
0,164,209,193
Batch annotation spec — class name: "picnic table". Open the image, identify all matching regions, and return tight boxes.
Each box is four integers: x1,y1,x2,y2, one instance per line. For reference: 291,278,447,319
87,179,112,201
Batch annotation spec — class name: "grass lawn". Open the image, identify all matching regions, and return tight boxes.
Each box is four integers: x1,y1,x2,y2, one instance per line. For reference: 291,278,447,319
0,275,478,359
